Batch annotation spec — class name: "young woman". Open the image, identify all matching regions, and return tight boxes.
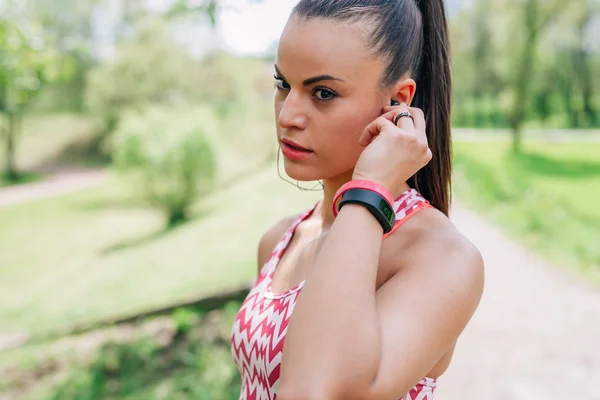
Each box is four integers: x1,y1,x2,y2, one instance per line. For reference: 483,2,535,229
230,1,485,399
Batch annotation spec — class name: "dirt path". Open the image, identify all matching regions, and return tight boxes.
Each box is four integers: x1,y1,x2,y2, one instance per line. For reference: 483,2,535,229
436,202,600,400
0,167,106,208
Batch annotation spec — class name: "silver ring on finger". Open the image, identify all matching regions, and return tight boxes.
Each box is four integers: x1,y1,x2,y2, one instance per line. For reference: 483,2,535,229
394,111,414,127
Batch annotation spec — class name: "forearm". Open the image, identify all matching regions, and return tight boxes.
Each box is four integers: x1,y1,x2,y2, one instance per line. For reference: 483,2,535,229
279,204,384,398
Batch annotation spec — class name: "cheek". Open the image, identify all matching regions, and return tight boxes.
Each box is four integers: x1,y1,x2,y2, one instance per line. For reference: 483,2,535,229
324,105,381,155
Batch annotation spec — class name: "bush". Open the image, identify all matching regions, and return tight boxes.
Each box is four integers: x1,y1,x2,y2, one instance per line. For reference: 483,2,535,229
172,308,201,336
111,105,218,226
44,308,241,400
47,337,240,400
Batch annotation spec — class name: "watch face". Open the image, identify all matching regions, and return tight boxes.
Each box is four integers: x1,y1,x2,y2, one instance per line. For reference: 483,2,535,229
379,199,395,223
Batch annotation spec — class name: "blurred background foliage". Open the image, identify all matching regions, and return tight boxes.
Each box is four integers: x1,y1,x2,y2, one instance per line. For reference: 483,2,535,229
0,0,598,399
111,104,218,227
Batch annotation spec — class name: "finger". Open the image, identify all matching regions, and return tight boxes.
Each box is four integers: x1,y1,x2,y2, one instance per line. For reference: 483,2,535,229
406,107,428,149
379,109,400,123
383,105,427,132
394,106,415,132
358,116,396,146
383,104,429,154
383,103,413,121
380,109,416,134
407,106,426,133
382,103,414,114
382,103,409,112
382,106,407,122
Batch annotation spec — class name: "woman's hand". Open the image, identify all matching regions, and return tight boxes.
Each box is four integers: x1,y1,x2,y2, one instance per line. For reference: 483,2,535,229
352,103,431,198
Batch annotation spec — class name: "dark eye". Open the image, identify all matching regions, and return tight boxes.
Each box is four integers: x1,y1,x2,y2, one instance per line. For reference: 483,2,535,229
274,76,290,90
314,88,337,101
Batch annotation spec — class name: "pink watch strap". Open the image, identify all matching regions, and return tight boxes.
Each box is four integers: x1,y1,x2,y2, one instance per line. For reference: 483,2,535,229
332,180,394,217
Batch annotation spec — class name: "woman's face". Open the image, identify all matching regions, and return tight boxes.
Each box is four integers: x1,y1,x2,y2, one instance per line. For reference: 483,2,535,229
274,16,390,182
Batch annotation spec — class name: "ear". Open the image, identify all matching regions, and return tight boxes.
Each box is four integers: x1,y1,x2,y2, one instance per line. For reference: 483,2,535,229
390,78,417,106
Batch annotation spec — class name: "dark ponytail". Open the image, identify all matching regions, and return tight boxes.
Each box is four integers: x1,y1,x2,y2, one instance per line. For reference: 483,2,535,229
293,0,453,215
410,0,452,216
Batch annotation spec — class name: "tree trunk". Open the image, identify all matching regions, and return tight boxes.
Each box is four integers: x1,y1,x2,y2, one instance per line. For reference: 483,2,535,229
580,66,597,126
556,66,580,128
509,120,523,152
510,35,535,152
3,112,19,181
575,50,597,126
509,0,545,152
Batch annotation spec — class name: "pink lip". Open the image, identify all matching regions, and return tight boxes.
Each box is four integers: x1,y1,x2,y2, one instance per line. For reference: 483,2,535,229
280,140,313,161
281,139,311,151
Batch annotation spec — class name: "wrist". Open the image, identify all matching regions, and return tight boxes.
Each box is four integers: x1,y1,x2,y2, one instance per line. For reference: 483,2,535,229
337,203,385,234
334,179,394,215
333,181,396,234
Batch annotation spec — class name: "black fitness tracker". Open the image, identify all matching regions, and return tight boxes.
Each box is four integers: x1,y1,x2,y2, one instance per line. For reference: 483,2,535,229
338,188,396,234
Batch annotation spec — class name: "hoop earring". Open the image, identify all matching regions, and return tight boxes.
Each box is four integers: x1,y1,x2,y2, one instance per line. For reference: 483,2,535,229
277,145,324,192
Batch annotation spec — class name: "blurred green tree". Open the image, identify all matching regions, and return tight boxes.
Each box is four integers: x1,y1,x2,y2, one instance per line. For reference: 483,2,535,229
167,0,220,26
111,105,218,227
0,18,60,181
451,0,599,142
505,0,567,151
564,0,599,126
450,0,506,128
85,16,276,179
85,18,201,140
23,0,99,112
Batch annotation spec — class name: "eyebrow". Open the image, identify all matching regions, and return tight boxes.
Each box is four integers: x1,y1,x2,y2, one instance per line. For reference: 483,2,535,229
274,64,345,86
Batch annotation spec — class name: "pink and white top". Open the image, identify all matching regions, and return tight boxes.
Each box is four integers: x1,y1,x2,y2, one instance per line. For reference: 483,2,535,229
231,188,437,400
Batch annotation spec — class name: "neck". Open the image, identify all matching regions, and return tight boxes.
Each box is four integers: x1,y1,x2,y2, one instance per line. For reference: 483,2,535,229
319,170,354,230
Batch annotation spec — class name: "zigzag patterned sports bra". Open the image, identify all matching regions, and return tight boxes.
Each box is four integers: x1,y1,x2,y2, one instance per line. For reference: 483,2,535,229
231,188,437,400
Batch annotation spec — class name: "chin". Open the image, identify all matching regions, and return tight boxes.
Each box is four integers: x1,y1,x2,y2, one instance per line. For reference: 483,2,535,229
283,160,354,184
282,161,323,182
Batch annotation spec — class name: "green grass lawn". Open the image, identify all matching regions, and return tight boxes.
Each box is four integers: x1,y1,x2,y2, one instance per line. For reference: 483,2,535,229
453,140,600,284
0,168,320,336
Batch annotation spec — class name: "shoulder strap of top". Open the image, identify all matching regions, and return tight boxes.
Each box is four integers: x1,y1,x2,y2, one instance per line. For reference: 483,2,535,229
260,203,318,278
383,188,432,239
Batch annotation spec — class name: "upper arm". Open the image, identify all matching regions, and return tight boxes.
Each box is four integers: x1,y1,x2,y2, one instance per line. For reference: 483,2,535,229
369,234,485,399
257,214,299,276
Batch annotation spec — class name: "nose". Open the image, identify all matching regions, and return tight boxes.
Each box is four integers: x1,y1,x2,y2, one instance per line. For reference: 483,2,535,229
277,90,308,130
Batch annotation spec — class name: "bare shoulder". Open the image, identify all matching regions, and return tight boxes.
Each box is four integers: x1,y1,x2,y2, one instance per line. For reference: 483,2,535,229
385,206,484,294
257,213,301,275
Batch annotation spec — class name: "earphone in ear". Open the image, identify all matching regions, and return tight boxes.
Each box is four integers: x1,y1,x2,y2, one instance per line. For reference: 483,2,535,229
390,99,400,106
